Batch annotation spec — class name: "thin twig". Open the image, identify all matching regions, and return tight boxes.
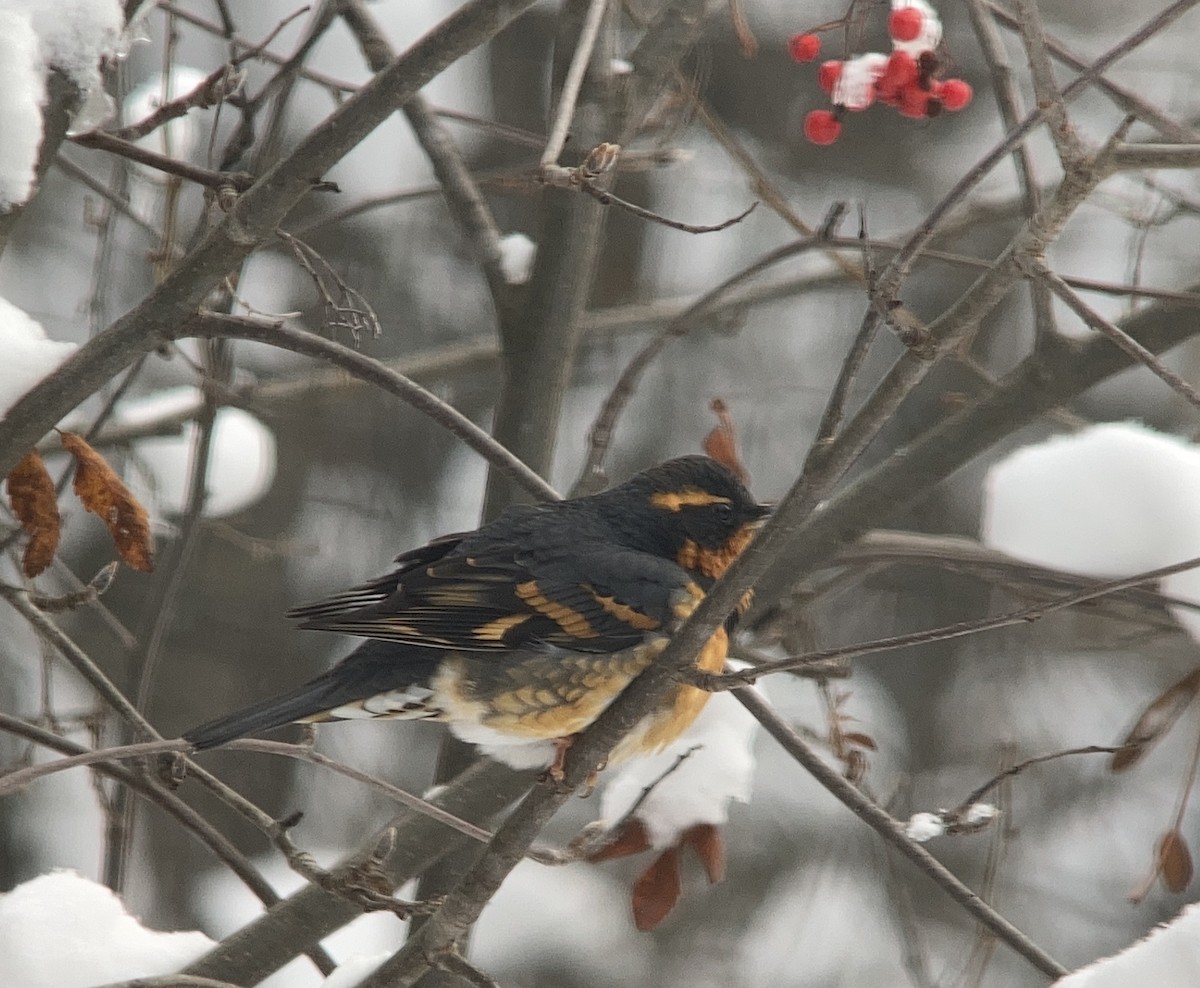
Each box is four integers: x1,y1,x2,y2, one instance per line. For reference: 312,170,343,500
579,181,757,233
573,232,820,493
0,714,336,977
732,689,1068,980
541,0,609,169
704,554,1200,688
70,130,254,192
1030,260,1200,412
1012,0,1085,167
983,0,1200,142
965,0,1058,342
338,0,508,304
186,312,558,502
277,230,382,342
953,745,1124,813
879,0,1200,299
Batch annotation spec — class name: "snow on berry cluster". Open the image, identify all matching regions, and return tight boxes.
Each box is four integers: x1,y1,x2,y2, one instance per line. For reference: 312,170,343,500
788,0,972,146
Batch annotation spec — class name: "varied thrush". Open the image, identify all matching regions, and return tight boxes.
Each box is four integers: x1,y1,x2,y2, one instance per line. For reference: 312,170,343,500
183,456,769,771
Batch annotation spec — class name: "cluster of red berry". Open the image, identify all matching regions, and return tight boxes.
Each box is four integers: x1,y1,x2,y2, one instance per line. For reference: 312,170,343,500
789,1,972,146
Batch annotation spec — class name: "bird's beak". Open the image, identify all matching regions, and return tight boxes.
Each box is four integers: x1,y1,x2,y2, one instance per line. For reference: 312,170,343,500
747,502,774,527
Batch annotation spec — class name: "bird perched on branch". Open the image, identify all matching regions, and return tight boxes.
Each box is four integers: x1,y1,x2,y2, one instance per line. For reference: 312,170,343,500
183,456,769,774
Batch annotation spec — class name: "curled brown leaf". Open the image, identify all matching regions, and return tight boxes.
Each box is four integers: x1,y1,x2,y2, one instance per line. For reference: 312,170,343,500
632,846,682,932
7,449,60,577
702,398,750,484
587,819,652,864
681,823,725,884
1111,668,1200,772
1158,829,1193,894
60,432,154,572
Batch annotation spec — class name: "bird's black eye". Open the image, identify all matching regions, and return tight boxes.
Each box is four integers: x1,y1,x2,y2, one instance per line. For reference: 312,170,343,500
713,502,734,523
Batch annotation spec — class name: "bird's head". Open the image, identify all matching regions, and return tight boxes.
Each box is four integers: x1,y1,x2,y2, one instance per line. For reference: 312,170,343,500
602,455,771,580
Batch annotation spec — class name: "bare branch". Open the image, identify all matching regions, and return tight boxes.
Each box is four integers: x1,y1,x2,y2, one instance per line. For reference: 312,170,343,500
0,0,542,480
733,688,1068,980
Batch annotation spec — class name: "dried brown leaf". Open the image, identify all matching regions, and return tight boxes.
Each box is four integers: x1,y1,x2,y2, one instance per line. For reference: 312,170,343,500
1158,829,1193,894
60,432,154,572
702,398,750,485
1111,668,1200,772
632,847,682,931
681,823,725,884
587,819,652,863
7,450,60,577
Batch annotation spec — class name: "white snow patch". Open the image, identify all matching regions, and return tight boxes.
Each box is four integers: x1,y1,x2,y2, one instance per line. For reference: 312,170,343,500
0,12,43,210
889,0,943,57
473,859,651,986
832,53,888,111
905,811,945,842
0,0,123,209
982,422,1200,640
1055,902,1200,986
0,870,214,988
497,232,536,285
599,686,759,849
0,294,78,414
115,385,278,518
12,0,123,92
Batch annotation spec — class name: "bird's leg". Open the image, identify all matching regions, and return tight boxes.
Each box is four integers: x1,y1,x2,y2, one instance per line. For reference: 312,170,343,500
548,734,577,782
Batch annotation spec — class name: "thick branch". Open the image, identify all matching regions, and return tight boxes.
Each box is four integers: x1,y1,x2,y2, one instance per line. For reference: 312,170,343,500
0,0,540,479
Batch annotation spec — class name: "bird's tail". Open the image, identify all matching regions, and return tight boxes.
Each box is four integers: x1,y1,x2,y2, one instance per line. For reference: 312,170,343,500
182,640,443,750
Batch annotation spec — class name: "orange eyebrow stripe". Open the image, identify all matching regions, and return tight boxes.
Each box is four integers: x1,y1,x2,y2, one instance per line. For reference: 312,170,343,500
650,488,732,511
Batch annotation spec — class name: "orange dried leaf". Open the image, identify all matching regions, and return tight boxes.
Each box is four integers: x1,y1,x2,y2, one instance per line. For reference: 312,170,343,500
702,398,750,485
6,450,60,577
1111,668,1200,772
60,432,154,572
632,847,682,932
681,823,725,884
1158,829,1193,894
588,819,652,863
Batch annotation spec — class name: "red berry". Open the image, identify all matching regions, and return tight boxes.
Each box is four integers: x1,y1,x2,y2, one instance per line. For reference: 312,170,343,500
939,78,973,111
788,33,821,62
898,84,931,118
888,7,924,42
877,50,917,102
804,109,842,145
817,60,842,94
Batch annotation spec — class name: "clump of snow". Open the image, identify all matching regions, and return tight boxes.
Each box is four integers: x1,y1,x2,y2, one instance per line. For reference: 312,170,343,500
832,53,889,111
0,870,214,988
14,0,123,94
473,859,652,985
114,386,278,518
982,422,1200,641
890,0,943,57
497,232,536,286
0,0,124,210
964,801,997,826
904,811,946,842
1055,902,1200,986
0,12,43,210
599,688,759,849
0,295,78,414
